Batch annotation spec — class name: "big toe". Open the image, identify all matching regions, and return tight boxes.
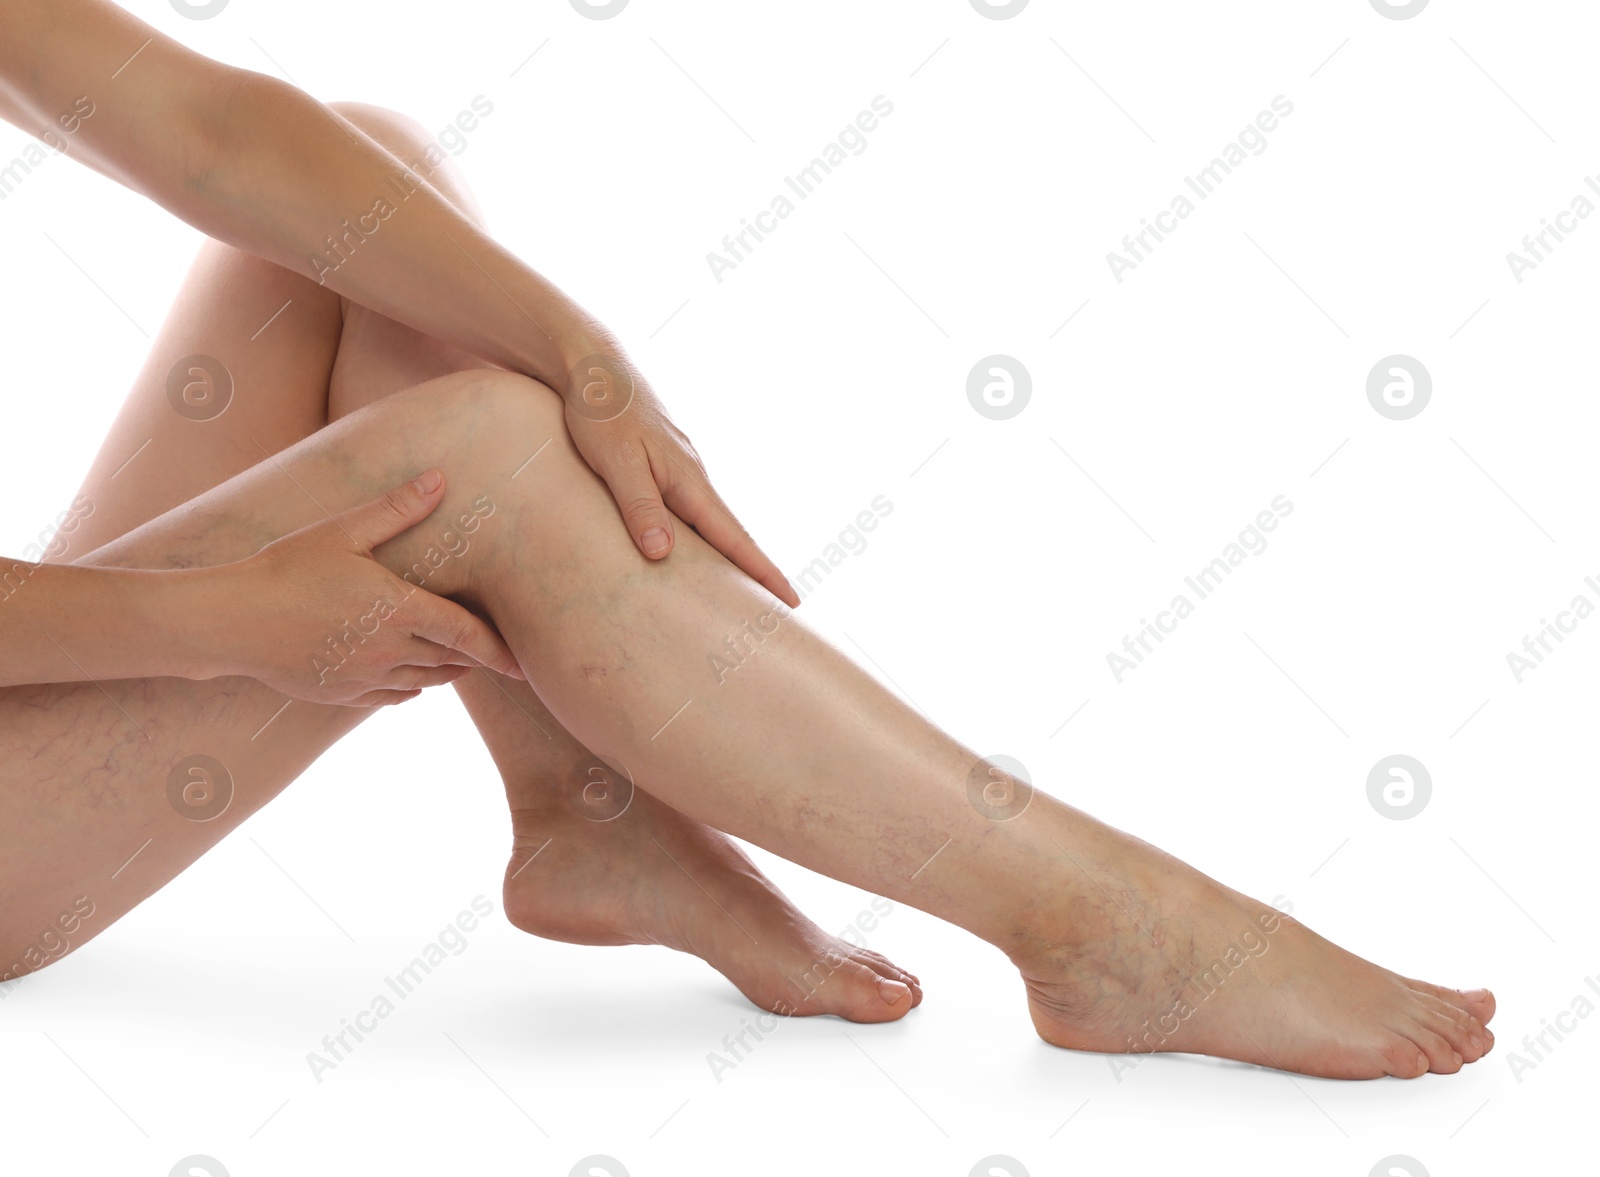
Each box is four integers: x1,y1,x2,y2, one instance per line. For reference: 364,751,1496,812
809,954,920,1024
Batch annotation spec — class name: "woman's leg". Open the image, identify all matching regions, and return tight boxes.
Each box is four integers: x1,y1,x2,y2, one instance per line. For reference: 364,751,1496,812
318,106,921,1022
387,372,1493,1080
0,378,516,981
4,101,919,1021
320,102,918,1019
4,106,1492,1075
11,359,1491,1079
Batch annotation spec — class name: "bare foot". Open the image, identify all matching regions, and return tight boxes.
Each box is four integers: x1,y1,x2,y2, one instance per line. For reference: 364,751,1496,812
500,786,922,1023
1010,813,1495,1079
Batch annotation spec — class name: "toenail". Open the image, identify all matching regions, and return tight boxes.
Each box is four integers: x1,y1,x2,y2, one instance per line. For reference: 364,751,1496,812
879,979,906,1005
1452,1051,1462,1066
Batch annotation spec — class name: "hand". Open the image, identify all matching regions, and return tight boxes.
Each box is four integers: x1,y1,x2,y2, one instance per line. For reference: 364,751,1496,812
209,469,526,706
562,354,800,608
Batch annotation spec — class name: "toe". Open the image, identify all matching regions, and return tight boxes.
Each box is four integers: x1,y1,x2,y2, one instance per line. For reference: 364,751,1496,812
857,948,920,984
1403,1019,1463,1074
1411,993,1493,1061
828,957,916,1023
1376,1033,1431,1079
1407,978,1496,1026
851,950,923,1007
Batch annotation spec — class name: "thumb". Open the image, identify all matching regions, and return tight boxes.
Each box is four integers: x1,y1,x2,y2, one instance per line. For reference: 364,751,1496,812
605,453,675,560
333,468,446,551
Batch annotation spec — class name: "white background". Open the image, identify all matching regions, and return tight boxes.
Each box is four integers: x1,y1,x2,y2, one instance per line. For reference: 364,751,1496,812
1,0,1595,1174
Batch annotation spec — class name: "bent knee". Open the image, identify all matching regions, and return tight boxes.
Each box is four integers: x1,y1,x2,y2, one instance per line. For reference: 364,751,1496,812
326,100,433,149
325,101,484,224
439,366,564,420
398,368,572,460
411,368,631,526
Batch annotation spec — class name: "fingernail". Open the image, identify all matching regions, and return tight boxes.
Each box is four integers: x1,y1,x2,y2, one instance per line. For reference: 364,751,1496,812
879,978,906,1005
412,468,442,494
641,526,670,556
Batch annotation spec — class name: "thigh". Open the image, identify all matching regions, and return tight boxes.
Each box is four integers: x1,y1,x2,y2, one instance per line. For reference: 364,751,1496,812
0,370,561,982
56,95,491,559
58,239,344,559
3,100,555,982
3,235,346,985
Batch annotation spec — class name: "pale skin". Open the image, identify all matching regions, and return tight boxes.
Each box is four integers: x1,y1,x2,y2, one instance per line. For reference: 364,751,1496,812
0,0,795,601
1,88,920,1022
0,6,1496,1078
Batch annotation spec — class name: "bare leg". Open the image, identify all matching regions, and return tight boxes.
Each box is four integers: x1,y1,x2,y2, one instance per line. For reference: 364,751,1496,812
2,107,1492,1075
3,366,1495,1076
320,103,919,1020
1,101,919,1021
395,373,1501,1081
0,377,508,972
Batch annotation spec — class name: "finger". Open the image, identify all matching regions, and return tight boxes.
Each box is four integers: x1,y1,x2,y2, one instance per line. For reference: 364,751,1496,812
383,664,472,692
597,445,676,561
348,688,423,708
661,464,800,607
401,637,489,670
330,468,447,552
407,595,525,680
396,641,529,684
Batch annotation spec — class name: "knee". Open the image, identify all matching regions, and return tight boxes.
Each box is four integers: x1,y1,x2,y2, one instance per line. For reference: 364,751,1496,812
399,368,628,553
325,101,484,224
437,367,565,427
403,368,574,472
327,100,431,149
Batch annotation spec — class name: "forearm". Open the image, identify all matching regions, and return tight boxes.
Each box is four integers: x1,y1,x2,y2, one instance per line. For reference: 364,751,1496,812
0,563,212,688
0,0,622,400
186,75,616,397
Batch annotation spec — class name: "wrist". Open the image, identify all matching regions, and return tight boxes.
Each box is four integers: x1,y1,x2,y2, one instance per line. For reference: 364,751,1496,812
158,563,242,681
552,323,632,398
559,338,646,424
